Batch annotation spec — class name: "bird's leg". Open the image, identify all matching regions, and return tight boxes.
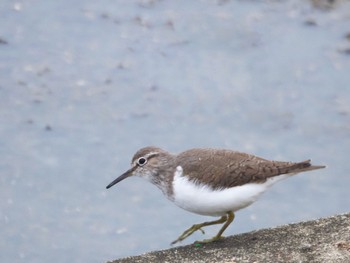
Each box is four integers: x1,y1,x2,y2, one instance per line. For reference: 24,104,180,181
194,211,235,244
171,214,228,245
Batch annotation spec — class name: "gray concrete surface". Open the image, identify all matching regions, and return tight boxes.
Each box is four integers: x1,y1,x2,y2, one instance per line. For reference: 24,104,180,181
110,213,350,263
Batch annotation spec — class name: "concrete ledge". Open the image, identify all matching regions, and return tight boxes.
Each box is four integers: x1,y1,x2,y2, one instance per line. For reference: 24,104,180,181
109,213,350,263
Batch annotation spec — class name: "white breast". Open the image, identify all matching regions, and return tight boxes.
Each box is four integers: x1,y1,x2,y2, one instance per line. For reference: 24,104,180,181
172,166,289,217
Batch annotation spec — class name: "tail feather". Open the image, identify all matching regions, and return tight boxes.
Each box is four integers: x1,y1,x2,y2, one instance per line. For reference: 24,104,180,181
288,160,326,174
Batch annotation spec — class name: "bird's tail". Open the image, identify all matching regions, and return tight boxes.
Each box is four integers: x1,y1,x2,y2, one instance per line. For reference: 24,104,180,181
287,160,326,174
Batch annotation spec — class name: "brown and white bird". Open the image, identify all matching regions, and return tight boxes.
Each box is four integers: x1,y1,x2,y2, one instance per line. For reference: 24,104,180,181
106,146,325,244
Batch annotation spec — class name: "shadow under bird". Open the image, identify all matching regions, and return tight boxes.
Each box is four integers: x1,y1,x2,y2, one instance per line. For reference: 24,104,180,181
106,146,325,244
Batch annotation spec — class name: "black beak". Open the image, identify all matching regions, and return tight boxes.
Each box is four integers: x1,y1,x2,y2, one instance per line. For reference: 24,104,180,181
106,166,136,189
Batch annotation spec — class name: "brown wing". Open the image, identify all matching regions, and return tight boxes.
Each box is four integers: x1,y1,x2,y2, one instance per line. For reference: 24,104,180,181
176,148,324,189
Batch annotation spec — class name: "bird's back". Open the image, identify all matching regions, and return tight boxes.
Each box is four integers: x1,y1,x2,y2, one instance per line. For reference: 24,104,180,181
176,148,325,190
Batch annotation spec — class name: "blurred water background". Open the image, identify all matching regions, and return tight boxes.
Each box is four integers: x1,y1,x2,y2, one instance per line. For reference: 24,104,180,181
1,0,350,262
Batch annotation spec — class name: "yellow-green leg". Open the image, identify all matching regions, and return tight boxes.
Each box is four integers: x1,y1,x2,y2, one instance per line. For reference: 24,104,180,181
171,211,235,245
195,211,235,244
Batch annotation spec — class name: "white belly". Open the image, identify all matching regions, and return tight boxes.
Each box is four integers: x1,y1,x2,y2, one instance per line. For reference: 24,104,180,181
172,167,289,217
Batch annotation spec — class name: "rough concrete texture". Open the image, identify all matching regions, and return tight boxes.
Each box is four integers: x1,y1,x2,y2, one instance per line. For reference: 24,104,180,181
109,213,350,263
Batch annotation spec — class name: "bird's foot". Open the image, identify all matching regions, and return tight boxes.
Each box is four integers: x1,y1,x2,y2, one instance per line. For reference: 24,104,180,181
194,235,224,245
171,213,232,245
171,224,206,245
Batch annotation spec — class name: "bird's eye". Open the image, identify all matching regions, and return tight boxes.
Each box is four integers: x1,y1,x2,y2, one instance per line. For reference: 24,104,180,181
137,157,147,166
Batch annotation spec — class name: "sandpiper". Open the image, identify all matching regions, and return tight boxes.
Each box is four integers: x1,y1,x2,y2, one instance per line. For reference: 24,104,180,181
106,146,325,244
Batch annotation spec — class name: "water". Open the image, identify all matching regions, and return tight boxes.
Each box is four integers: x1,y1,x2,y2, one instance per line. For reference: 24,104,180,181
1,0,350,262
